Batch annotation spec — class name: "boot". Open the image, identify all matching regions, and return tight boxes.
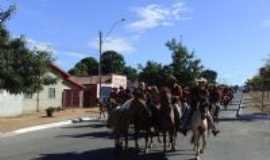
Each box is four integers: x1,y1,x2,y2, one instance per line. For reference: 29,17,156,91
212,129,220,136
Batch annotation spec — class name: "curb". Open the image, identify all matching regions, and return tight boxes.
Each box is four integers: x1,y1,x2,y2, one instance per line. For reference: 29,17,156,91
1,116,96,137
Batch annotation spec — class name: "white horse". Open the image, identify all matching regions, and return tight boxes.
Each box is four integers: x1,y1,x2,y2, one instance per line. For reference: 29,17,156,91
191,103,208,159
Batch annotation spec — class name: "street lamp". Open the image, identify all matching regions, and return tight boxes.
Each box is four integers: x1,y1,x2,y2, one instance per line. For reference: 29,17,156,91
98,18,126,102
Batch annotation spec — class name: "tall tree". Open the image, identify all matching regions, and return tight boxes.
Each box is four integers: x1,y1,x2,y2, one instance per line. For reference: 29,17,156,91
101,50,125,74
138,61,163,86
166,38,204,86
69,57,98,76
0,6,55,94
123,66,138,81
200,69,218,84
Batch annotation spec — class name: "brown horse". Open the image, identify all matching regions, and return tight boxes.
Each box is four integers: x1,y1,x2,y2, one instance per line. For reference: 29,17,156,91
129,97,152,153
108,97,152,154
159,87,178,152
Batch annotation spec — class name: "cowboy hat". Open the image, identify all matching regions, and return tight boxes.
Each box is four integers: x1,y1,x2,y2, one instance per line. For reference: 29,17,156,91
196,77,208,83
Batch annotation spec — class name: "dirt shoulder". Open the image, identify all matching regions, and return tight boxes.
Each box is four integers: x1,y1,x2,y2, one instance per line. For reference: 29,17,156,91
0,108,99,133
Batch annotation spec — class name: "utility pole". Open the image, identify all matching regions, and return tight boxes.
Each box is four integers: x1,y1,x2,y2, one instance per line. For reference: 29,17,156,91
97,18,125,103
99,31,102,102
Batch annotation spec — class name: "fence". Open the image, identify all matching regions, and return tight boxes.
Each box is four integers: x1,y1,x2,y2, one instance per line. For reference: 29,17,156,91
248,90,270,112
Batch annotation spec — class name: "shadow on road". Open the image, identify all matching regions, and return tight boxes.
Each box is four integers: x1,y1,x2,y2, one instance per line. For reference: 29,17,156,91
58,130,114,139
32,147,195,160
58,130,147,140
32,148,196,160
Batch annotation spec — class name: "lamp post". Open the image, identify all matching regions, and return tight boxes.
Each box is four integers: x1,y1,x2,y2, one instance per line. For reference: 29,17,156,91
98,18,126,102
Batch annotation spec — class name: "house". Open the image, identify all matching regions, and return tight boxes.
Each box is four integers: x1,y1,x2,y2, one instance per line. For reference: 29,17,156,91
0,64,84,117
70,74,127,105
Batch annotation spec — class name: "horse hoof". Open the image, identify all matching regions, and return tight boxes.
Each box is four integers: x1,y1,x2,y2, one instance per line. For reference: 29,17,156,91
170,148,176,152
195,156,200,160
200,149,204,154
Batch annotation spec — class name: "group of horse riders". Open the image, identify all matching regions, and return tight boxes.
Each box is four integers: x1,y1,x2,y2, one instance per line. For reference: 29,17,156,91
104,77,236,155
105,78,234,138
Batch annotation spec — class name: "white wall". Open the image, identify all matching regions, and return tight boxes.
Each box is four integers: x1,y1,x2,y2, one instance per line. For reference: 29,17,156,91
0,91,23,117
23,72,71,114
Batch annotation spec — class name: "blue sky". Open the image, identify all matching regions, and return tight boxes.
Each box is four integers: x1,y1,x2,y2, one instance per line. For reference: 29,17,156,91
1,0,270,85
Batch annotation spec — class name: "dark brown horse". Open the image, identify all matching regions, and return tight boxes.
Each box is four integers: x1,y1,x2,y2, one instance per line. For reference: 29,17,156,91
129,97,152,153
159,87,178,152
108,93,152,153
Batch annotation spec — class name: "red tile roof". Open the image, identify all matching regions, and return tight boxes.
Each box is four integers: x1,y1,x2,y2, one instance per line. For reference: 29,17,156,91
49,64,85,89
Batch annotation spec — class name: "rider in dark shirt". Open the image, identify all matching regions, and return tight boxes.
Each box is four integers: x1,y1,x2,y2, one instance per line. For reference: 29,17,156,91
108,88,119,108
117,86,126,105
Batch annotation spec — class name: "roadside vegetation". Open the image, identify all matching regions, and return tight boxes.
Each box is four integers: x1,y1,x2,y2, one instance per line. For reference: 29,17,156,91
245,57,270,113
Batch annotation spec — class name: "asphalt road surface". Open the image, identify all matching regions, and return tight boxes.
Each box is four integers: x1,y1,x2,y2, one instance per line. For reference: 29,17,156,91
0,92,270,160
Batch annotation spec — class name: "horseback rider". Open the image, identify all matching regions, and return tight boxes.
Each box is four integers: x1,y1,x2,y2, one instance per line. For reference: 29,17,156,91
181,78,220,136
108,88,119,108
209,84,222,120
117,86,127,105
166,77,183,131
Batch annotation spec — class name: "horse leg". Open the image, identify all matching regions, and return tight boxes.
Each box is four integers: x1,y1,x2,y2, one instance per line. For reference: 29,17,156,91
168,128,176,152
114,132,122,151
200,131,207,154
102,110,106,120
124,132,129,151
157,132,162,144
163,131,168,152
155,126,162,143
144,129,150,154
134,130,139,150
149,128,155,149
195,135,200,157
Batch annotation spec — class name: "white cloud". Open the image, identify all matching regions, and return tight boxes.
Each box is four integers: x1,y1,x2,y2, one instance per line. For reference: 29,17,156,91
26,38,55,52
89,37,136,54
262,19,270,28
128,1,190,33
57,50,86,59
26,38,87,59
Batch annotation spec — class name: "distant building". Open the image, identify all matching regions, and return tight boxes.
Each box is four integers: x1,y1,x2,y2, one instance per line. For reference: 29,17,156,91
0,64,84,117
70,74,127,105
0,63,128,117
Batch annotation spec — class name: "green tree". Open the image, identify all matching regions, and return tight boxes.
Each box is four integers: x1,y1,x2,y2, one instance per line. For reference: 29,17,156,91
68,57,98,76
138,61,163,86
0,6,55,94
166,38,204,86
200,69,218,84
101,50,125,74
123,66,138,81
246,75,263,89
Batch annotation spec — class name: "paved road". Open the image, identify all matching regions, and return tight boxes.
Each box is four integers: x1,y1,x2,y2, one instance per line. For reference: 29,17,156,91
0,92,270,160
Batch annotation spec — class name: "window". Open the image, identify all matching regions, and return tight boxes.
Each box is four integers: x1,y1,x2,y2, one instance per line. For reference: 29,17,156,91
48,88,56,99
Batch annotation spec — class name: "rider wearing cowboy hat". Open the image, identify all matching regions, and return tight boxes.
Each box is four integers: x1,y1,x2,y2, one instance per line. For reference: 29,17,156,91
181,77,220,136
